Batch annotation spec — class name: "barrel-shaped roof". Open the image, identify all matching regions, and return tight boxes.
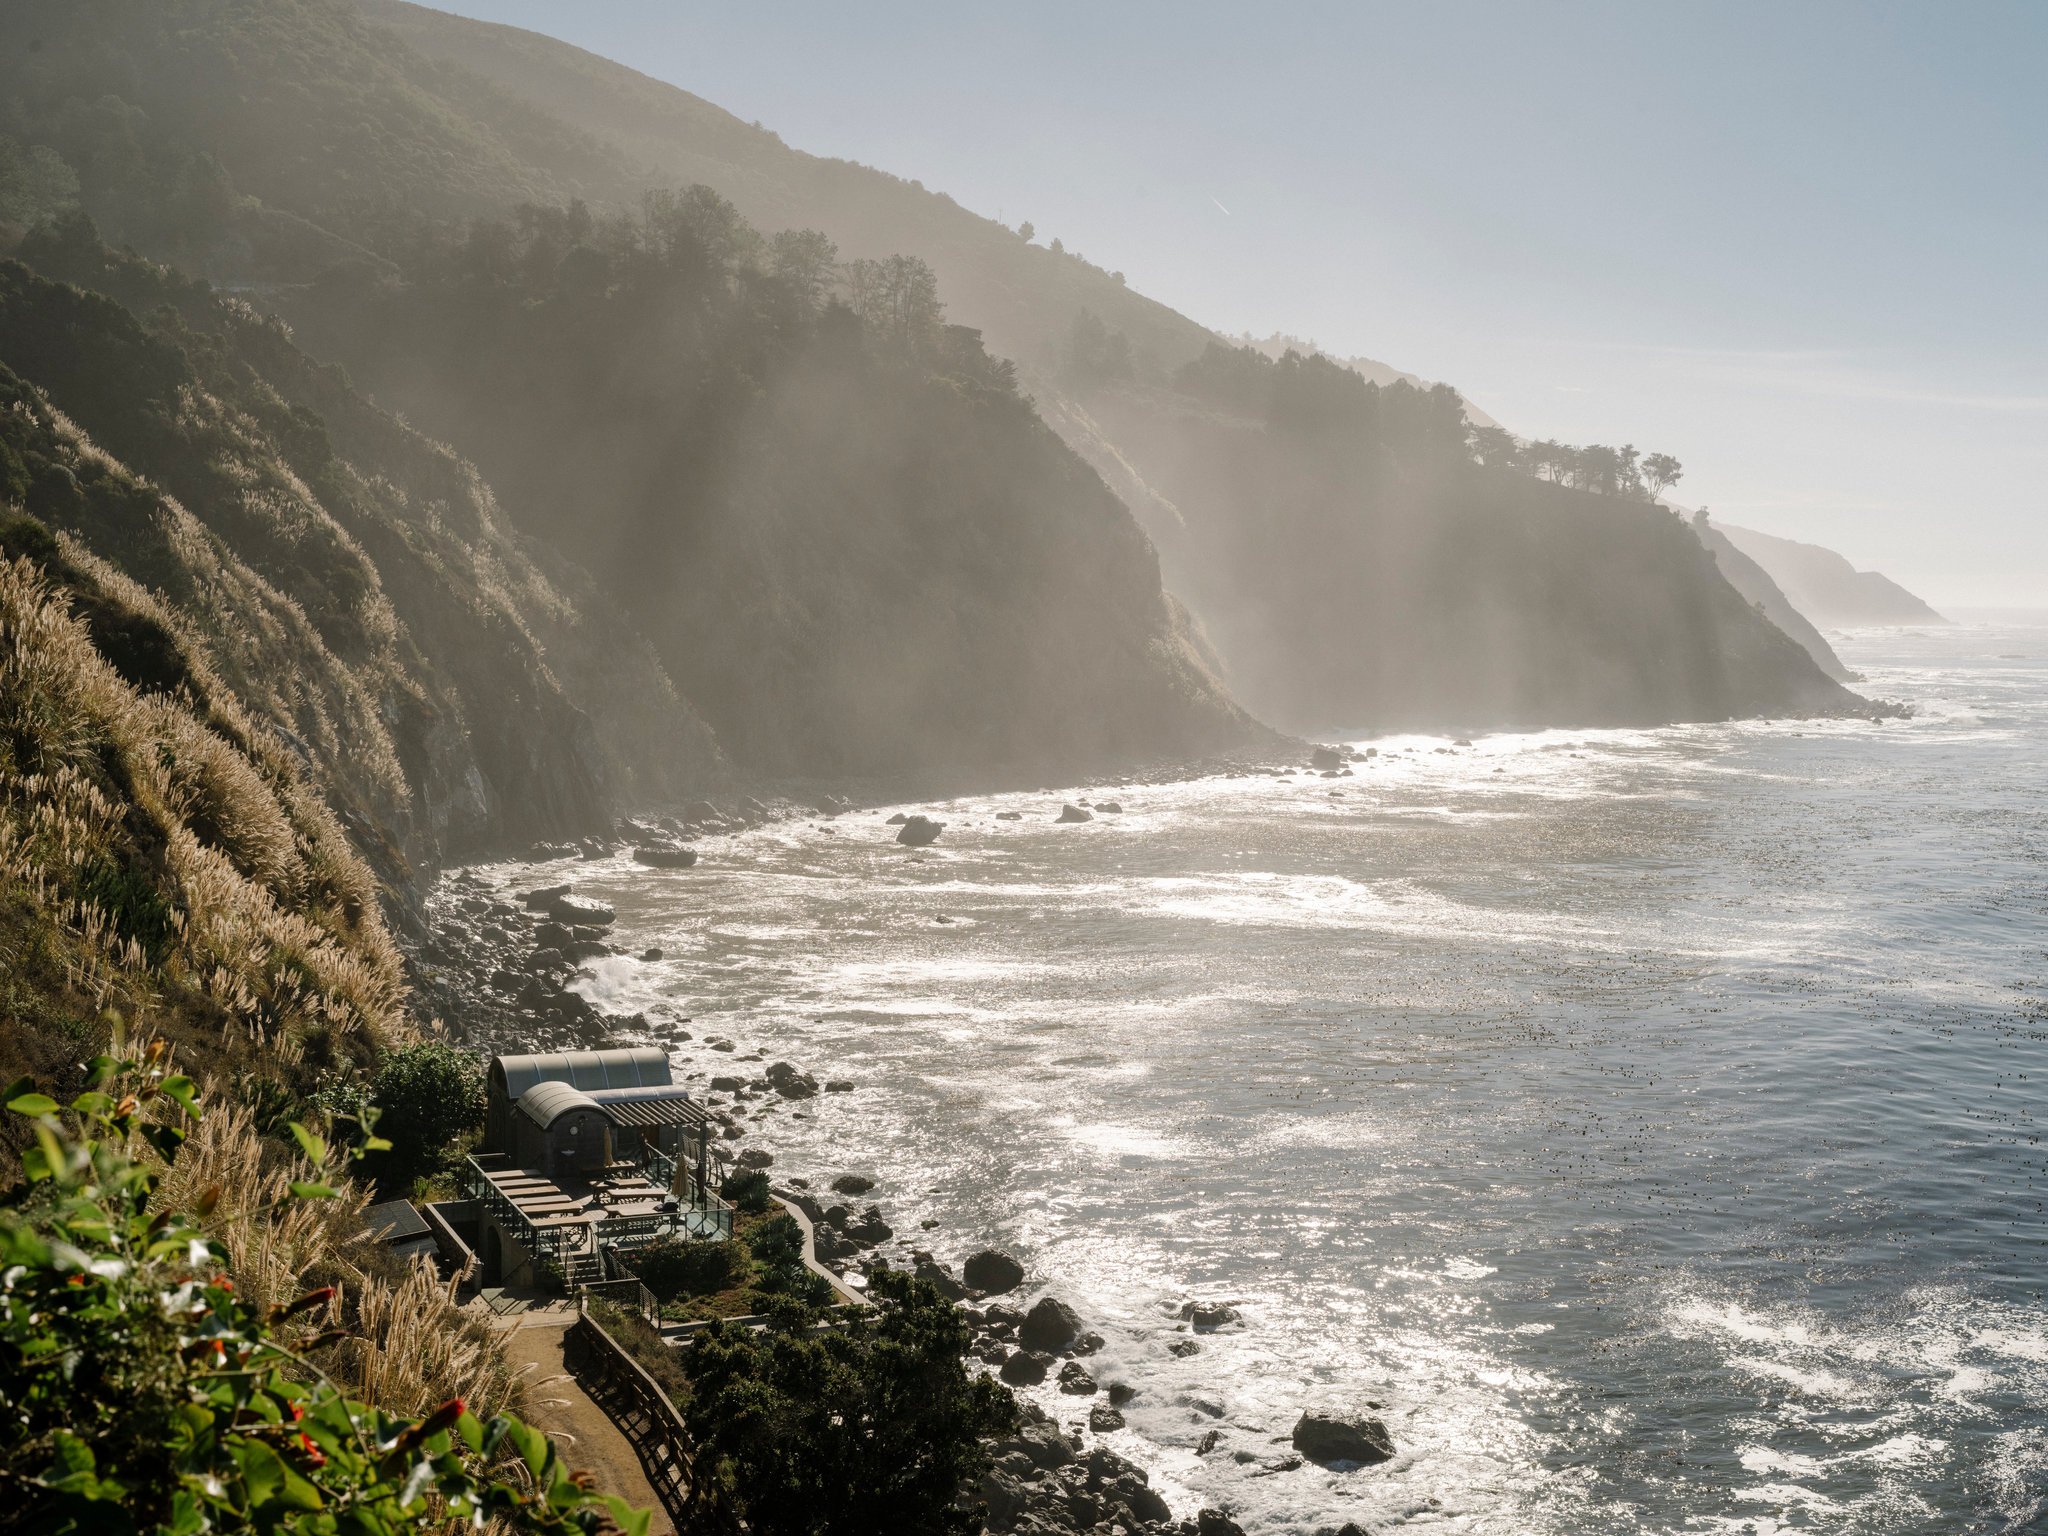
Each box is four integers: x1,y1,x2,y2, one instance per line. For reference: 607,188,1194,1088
514,1078,606,1131
490,1047,671,1103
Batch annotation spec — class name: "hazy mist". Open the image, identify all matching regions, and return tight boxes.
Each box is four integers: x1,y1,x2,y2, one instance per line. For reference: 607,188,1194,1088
438,0,2048,609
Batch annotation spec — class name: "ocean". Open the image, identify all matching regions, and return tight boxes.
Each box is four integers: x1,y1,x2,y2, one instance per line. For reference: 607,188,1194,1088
460,619,2047,1534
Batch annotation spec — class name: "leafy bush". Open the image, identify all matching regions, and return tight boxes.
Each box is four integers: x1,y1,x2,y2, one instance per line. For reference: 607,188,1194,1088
0,1049,648,1535
366,1041,485,1188
585,1300,690,1404
681,1271,1017,1535
632,1235,738,1301
746,1212,832,1306
720,1167,772,1214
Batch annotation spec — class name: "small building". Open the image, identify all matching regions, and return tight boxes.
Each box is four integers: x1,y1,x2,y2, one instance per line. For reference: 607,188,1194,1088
460,1047,732,1291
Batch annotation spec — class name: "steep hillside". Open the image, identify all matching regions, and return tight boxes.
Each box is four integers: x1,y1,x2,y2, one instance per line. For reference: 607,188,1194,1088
356,0,1217,381
1694,517,1854,683
1070,352,1864,731
346,3,1868,733
281,195,1258,778
2,0,1861,752
0,227,719,867
1718,522,1948,628
0,510,404,1095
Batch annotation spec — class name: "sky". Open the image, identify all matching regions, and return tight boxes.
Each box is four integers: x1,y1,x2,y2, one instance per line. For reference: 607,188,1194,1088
433,1,2047,609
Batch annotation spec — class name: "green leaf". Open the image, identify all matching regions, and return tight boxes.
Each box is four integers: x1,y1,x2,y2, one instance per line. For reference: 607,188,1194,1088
287,1181,340,1201
234,1439,286,1506
50,1429,95,1478
276,1460,325,1512
143,1123,188,1161
503,1418,552,1480
157,1075,201,1119
453,1409,484,1454
161,1491,207,1536
603,1496,653,1536
287,1121,327,1168
6,1091,60,1117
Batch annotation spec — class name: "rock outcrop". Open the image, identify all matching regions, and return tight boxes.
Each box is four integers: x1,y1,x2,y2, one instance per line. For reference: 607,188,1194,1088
1291,1410,1396,1466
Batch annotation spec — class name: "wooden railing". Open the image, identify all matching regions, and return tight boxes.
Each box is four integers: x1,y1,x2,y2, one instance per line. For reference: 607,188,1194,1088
579,1274,661,1330
565,1306,694,1531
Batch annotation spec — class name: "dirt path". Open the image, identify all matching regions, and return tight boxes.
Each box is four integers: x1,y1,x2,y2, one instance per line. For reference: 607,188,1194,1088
500,1313,669,1532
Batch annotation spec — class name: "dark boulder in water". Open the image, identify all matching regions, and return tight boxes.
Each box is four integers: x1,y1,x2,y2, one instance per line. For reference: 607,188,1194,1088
914,1260,967,1301
830,1173,875,1195
1310,745,1344,769
896,814,944,846
999,1350,1052,1386
1057,1361,1097,1395
963,1248,1026,1295
1291,1410,1395,1466
995,809,1024,820
634,843,698,868
766,1061,818,1099
1020,1295,1084,1352
885,812,910,825
545,892,614,925
1089,1403,1125,1432
1056,804,1093,824
1095,800,1124,813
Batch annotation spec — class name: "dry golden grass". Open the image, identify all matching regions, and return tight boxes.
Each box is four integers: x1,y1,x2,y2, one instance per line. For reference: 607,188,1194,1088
0,547,408,1081
156,1096,523,1424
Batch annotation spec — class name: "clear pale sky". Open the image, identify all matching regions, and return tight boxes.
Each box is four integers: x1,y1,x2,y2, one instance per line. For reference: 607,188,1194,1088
431,1,2047,609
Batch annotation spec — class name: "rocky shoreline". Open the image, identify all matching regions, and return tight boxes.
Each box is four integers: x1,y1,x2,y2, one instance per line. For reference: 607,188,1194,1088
410,778,1415,1533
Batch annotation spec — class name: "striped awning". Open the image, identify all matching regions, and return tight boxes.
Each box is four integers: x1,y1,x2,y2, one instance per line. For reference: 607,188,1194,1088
586,1086,708,1131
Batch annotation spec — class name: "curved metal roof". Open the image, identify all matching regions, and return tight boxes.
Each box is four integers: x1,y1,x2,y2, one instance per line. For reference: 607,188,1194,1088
490,1048,672,1102
514,1078,608,1131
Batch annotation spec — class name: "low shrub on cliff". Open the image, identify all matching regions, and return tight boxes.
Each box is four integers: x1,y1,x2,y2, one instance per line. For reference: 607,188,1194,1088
634,1233,739,1301
312,1040,486,1193
681,1271,1017,1536
720,1167,772,1214
746,1211,833,1307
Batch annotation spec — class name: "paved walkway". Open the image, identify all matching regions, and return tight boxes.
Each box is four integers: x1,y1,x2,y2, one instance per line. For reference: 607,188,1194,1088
499,1312,670,1533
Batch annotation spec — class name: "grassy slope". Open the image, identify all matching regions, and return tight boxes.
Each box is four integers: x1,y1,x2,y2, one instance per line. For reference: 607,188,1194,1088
360,0,1217,379
0,235,722,864
0,508,403,1095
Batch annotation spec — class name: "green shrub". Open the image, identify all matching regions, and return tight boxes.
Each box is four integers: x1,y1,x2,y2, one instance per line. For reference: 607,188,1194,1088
720,1167,772,1214
632,1235,737,1300
681,1272,1017,1535
366,1041,484,1188
746,1212,831,1306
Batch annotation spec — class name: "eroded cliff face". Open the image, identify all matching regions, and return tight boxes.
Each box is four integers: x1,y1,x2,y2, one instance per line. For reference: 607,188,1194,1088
0,238,722,875
1695,519,1855,684
276,206,1266,785
1060,380,1866,733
